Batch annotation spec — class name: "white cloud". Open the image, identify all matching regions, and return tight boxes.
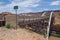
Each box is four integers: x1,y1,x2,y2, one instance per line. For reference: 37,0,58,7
50,1,60,6
30,4,39,7
9,0,40,7
0,0,41,13
43,8,49,11
19,0,40,7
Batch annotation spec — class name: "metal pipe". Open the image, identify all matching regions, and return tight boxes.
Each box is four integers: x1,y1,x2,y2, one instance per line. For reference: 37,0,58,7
15,9,17,29
46,11,53,40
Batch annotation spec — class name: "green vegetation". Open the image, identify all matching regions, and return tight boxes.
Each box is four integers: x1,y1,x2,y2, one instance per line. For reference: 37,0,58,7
5,23,11,29
26,29,45,34
17,24,60,38
37,31,60,37
51,34,60,38
26,29,60,37
19,25,24,29
27,29,33,33
36,31,44,35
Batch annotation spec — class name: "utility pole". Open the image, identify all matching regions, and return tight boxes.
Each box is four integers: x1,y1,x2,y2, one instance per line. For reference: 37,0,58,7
14,5,18,29
46,11,53,40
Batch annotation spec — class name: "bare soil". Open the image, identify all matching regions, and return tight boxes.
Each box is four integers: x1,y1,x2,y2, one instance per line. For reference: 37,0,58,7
0,27,45,40
0,27,60,40
49,36,60,40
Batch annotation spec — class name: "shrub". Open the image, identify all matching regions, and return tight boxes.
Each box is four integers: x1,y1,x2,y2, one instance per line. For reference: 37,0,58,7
51,34,60,37
19,25,24,28
5,23,11,29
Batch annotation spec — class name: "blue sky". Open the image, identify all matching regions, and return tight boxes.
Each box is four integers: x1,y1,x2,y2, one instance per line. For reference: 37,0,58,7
0,0,60,13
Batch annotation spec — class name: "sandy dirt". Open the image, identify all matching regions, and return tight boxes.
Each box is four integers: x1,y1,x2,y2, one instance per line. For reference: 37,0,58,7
0,27,45,40
0,27,60,40
49,36,60,40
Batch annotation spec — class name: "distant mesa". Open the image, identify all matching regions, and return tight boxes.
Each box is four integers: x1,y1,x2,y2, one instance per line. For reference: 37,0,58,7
0,10,60,15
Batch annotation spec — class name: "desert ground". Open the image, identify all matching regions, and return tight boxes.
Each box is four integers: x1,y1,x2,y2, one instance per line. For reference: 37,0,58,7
0,11,60,40
0,27,60,40
0,27,45,40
